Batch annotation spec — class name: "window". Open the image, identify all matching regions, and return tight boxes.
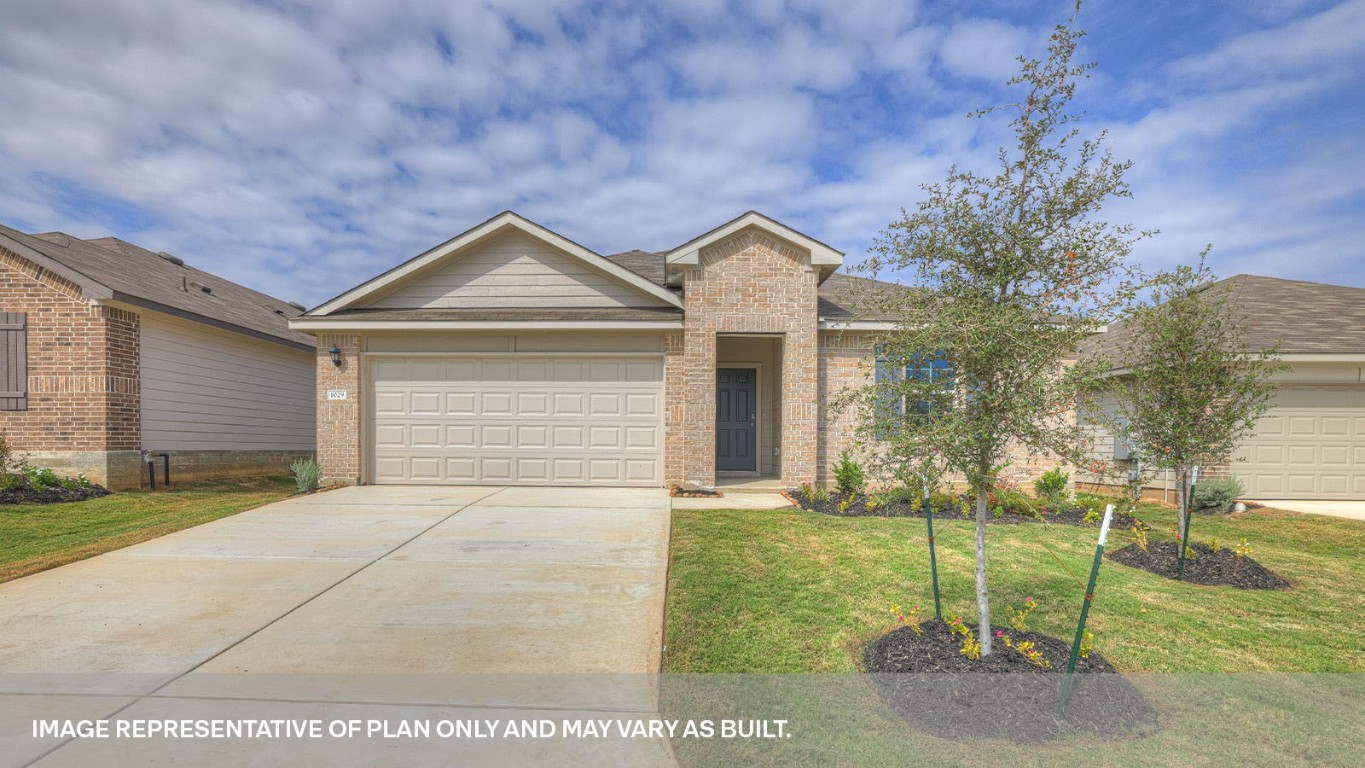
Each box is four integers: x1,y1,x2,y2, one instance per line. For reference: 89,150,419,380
874,348,954,437
0,312,27,411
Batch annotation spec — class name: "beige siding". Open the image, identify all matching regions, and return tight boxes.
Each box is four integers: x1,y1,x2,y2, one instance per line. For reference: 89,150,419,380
363,331,664,354
367,231,667,309
140,312,316,451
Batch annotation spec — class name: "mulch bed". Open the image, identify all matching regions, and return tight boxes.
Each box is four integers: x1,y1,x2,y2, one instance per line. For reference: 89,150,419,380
670,485,723,498
787,490,1136,529
863,619,1157,742
1107,541,1291,590
0,483,110,505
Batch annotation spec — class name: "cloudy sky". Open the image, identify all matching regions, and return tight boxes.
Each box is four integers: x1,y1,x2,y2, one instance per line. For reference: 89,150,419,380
1,0,1362,306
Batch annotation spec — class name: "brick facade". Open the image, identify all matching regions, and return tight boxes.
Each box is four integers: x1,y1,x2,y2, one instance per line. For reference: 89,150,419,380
816,331,876,483
316,332,362,484
674,228,820,487
0,247,142,487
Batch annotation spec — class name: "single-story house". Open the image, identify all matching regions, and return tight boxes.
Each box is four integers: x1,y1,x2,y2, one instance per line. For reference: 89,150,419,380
291,210,923,489
1080,274,1365,501
0,224,317,489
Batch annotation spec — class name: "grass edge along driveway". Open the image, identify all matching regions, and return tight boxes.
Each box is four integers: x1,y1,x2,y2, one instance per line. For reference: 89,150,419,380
0,476,296,583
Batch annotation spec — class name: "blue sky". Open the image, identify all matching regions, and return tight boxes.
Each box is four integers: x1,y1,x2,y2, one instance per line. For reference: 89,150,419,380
1,0,1362,306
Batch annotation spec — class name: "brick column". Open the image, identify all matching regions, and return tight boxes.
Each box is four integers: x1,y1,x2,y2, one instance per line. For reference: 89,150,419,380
663,331,687,486
317,333,361,484
682,327,717,487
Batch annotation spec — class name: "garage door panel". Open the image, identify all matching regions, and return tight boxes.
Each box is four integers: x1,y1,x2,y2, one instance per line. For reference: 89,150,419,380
370,356,662,486
1237,386,1364,499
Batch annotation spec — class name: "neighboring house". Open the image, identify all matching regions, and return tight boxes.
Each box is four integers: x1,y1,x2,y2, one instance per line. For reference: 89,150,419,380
0,224,317,489
1079,275,1365,501
292,210,911,489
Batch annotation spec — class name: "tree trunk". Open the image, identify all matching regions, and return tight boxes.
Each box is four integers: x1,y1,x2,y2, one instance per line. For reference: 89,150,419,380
975,489,993,656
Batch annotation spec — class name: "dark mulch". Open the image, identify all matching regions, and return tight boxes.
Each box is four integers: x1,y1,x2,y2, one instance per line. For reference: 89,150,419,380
863,620,1157,742
788,490,1139,531
0,483,110,505
670,485,722,498
1107,541,1291,590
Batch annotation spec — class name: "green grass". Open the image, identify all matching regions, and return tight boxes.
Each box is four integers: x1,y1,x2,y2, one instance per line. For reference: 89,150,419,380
0,476,296,582
663,501,1365,766
664,501,1365,674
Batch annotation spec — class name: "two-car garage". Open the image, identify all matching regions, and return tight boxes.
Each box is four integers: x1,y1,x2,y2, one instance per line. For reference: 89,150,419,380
368,355,664,486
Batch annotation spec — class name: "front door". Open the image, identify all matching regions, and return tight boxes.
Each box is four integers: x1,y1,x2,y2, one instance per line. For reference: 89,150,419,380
716,368,757,471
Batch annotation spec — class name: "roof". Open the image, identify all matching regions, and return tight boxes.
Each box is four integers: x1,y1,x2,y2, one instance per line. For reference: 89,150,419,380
602,250,666,286
1082,274,1365,358
322,306,682,322
0,223,314,350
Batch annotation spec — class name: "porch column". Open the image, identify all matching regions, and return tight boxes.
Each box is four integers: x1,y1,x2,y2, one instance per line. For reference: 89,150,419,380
682,328,717,488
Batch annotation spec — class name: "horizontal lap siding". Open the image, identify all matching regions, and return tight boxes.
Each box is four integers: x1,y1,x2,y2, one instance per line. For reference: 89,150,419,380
140,312,316,451
368,232,664,309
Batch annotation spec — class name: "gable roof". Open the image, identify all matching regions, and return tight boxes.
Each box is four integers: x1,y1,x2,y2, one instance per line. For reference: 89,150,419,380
309,211,683,316
1081,274,1365,359
663,211,844,279
0,223,313,351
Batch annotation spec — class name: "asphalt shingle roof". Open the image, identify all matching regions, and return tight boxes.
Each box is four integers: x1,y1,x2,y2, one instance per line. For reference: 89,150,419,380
0,224,313,349
1082,274,1365,358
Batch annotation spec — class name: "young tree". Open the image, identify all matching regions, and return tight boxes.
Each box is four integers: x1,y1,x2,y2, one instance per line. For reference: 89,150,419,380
1102,262,1281,544
845,9,1145,655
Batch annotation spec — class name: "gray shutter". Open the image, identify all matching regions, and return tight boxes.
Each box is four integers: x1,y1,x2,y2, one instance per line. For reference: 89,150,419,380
0,312,27,410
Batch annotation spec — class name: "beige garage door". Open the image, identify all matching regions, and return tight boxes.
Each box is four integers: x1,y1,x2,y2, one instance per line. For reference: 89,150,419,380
370,356,663,486
1235,386,1365,499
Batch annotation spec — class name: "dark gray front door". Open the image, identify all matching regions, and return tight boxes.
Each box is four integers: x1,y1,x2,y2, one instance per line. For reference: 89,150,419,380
716,368,757,471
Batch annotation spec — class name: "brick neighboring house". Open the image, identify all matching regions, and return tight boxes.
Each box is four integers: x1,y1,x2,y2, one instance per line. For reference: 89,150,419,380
0,224,317,489
291,210,992,489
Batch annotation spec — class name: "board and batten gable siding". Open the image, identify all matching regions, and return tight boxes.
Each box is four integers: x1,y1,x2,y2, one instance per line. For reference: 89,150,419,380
0,312,26,410
139,311,316,451
367,231,668,309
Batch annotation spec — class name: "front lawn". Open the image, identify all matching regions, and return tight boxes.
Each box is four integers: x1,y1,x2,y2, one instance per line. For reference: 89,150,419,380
0,476,296,582
663,502,1364,766
664,501,1365,674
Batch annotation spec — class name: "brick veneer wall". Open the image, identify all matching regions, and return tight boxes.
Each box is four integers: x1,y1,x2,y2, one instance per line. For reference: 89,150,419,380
316,332,362,484
0,248,142,487
677,228,819,487
817,331,876,482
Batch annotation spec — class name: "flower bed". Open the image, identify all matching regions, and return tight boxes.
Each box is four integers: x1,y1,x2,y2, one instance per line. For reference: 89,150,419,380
0,474,109,505
1107,541,1290,589
786,488,1137,529
863,619,1157,741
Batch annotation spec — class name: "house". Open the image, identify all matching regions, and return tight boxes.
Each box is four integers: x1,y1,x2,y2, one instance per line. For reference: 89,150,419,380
0,224,317,489
1079,275,1365,501
291,210,907,489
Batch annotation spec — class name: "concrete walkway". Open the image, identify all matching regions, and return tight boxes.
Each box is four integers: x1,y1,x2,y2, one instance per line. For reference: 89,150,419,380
1256,499,1365,521
0,486,675,767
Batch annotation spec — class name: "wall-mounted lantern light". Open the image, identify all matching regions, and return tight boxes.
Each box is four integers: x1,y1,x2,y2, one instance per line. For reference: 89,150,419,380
329,344,342,367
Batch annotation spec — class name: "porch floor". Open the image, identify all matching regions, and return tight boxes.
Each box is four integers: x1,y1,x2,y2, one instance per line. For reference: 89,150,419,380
715,475,787,494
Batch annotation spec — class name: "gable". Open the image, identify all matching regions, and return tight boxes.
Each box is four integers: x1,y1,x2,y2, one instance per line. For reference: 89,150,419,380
364,231,671,310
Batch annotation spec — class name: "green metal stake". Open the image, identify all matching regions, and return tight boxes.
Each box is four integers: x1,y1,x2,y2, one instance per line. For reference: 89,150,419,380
1058,504,1114,719
1176,467,1200,581
924,476,942,620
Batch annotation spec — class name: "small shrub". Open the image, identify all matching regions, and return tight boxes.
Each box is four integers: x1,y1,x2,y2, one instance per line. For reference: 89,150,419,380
837,496,853,513
1033,467,1070,506
26,467,59,490
891,604,923,635
1192,476,1244,511
1078,629,1095,660
1082,506,1102,525
0,473,23,492
1208,538,1221,554
59,476,80,490
947,616,981,660
290,457,322,493
865,494,883,512
1233,538,1253,559
879,483,921,506
1007,596,1037,632
0,433,10,472
1183,545,1197,561
832,451,866,496
1131,521,1149,553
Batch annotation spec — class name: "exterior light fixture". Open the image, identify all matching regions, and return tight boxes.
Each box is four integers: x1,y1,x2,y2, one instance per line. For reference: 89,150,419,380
329,344,342,367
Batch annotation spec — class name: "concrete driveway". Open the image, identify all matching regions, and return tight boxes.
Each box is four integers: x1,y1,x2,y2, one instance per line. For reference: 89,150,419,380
1256,499,1365,521
0,486,675,767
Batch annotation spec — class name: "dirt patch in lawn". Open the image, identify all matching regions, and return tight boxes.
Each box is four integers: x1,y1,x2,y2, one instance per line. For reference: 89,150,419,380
863,620,1157,742
1107,541,1291,590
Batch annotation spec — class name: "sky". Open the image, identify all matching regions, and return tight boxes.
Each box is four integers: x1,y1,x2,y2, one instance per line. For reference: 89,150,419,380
1,0,1362,307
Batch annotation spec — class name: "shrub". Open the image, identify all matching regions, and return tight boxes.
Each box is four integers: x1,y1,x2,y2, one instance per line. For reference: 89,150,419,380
1193,476,1243,511
26,467,59,490
832,451,866,496
0,433,10,472
879,483,921,506
290,457,322,493
1033,467,1071,507
0,473,23,492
